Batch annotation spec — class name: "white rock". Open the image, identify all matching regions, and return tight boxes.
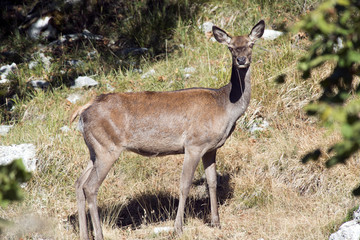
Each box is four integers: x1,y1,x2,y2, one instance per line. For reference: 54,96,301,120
0,63,17,84
28,61,38,69
29,53,52,70
39,53,52,69
87,50,98,59
0,125,13,136
184,67,196,73
27,16,56,40
60,126,71,132
184,73,192,79
249,120,269,134
30,79,49,89
354,207,360,223
200,21,214,33
0,144,37,172
66,59,84,68
71,76,98,89
66,93,82,104
329,207,360,240
329,220,360,240
141,69,156,79
106,84,115,91
153,226,173,234
334,37,344,52
262,29,283,40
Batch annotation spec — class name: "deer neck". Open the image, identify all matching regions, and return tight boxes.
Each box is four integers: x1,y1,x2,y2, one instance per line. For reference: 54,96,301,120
222,65,251,119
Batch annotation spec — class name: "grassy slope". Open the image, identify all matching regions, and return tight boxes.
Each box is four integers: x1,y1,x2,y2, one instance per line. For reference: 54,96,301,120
1,0,360,239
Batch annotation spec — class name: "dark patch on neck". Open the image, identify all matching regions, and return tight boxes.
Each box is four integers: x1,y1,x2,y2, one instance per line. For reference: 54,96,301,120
229,66,248,103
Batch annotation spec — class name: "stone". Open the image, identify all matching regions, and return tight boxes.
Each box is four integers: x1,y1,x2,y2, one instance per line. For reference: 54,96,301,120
60,126,71,132
29,53,52,70
66,60,84,68
71,76,98,89
184,73,192,79
27,16,57,40
0,63,17,84
262,29,283,40
0,144,37,172
29,79,49,89
141,69,156,79
0,125,13,136
200,21,214,33
249,119,269,134
153,226,173,234
184,67,196,73
66,93,82,104
329,207,360,240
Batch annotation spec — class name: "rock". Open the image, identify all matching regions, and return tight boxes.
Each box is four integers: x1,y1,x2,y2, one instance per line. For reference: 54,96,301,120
334,37,344,52
153,226,173,234
29,53,52,70
71,76,98,89
133,68,142,73
49,30,103,46
66,93,82,104
106,84,115,91
262,29,283,40
29,79,49,89
0,125,13,136
141,69,156,79
0,144,37,172
184,73,192,79
200,21,214,33
66,60,84,68
329,207,360,240
27,16,57,40
184,67,196,73
87,50,98,59
249,119,269,134
60,126,71,132
0,62,17,84
28,61,38,69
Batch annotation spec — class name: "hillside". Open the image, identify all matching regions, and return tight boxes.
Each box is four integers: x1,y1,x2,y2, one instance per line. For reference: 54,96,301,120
1,0,360,239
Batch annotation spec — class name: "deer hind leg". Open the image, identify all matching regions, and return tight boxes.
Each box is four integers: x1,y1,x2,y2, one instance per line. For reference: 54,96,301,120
82,150,121,240
202,150,220,228
75,161,94,240
174,148,202,234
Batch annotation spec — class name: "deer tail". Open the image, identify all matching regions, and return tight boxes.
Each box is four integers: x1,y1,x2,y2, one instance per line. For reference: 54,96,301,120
69,99,94,125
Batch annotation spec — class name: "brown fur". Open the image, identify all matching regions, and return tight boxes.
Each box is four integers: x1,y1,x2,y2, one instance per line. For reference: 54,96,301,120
73,20,265,240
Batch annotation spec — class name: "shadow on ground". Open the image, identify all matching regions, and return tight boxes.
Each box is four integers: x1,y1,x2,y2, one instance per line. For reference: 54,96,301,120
69,173,233,233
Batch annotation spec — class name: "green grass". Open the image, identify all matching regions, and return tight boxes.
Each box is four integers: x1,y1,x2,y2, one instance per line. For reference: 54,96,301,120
2,0,360,239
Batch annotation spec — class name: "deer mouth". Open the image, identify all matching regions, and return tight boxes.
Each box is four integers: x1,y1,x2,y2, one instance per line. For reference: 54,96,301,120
237,63,250,68
235,56,250,68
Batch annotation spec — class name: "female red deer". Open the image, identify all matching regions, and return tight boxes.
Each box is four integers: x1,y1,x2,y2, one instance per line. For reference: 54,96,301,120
71,20,265,240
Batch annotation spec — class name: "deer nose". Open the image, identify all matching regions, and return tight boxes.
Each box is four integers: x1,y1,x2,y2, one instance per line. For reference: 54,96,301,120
237,57,246,65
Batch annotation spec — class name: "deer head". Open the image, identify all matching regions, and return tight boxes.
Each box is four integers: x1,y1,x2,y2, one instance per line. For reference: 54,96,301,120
213,20,265,68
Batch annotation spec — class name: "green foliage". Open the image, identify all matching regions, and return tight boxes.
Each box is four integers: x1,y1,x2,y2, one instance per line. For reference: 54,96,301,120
296,0,360,194
0,159,31,207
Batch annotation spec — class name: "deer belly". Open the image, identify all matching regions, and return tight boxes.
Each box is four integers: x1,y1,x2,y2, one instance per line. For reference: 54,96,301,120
124,127,186,157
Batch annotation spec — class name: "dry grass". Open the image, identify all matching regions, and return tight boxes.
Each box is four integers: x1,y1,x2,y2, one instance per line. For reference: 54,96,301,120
1,1,360,239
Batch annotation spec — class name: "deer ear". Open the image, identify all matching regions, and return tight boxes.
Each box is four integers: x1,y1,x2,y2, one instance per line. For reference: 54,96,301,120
213,26,232,45
249,20,265,42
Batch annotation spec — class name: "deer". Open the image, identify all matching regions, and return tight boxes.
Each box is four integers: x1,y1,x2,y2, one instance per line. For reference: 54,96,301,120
70,20,265,240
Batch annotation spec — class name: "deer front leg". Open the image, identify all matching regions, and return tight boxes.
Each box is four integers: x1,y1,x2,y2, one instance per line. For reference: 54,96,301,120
174,148,202,234
202,150,220,228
